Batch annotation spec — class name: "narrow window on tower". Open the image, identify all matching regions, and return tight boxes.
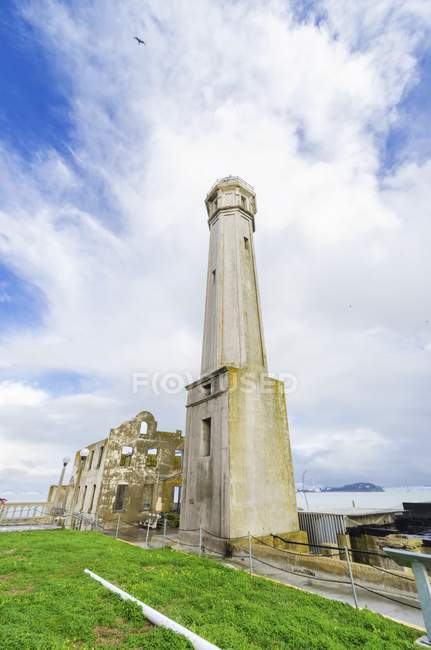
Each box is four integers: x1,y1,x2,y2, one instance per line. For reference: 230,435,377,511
201,418,211,457
244,237,249,251
241,195,246,209
212,269,216,284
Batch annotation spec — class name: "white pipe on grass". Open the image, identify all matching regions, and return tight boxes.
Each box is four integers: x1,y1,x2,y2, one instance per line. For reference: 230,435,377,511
84,568,220,650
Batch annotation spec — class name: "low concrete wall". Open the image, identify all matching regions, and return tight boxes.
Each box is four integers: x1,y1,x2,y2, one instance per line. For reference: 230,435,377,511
233,539,418,598
0,516,55,527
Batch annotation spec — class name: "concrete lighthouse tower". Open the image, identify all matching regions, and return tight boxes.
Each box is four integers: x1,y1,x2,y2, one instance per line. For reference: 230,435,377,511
180,177,299,549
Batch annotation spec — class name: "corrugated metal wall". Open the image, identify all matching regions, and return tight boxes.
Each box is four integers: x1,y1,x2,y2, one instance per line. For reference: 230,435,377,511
298,511,346,551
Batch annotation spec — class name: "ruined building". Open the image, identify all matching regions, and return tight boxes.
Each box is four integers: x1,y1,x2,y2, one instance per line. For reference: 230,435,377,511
48,410,184,529
180,177,300,550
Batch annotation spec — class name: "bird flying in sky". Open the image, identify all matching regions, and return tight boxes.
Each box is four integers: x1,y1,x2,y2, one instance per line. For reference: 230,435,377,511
134,37,146,45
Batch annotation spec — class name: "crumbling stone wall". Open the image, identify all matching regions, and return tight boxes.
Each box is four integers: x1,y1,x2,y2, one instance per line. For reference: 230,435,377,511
57,410,183,530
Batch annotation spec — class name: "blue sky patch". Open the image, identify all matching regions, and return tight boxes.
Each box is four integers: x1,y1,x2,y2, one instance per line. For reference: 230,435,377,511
383,53,431,170
0,4,126,234
292,0,327,27
0,4,73,162
31,369,106,397
0,263,45,334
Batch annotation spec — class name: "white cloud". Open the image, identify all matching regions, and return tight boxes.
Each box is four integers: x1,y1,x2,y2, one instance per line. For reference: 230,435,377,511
0,381,47,407
0,0,430,495
293,427,390,478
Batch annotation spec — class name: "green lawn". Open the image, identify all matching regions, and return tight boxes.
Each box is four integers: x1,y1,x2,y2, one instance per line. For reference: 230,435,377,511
0,529,419,649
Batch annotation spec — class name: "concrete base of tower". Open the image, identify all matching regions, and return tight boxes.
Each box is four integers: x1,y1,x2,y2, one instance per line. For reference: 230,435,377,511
180,366,299,544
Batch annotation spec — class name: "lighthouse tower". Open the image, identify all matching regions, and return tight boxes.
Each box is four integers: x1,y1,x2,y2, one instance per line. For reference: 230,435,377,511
180,177,298,548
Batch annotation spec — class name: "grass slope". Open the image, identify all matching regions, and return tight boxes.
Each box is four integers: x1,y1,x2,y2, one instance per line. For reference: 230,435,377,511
0,529,418,649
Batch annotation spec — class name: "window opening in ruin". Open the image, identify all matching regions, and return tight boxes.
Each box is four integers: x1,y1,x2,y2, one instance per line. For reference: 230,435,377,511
201,418,211,457
174,449,183,469
146,448,158,468
96,446,104,469
88,449,95,469
81,485,88,511
202,382,211,396
173,486,181,512
139,421,148,436
120,446,133,467
142,484,154,511
114,484,127,511
244,236,249,250
88,484,96,512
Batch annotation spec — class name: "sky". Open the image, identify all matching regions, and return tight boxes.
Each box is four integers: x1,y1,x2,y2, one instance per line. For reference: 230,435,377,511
0,0,430,501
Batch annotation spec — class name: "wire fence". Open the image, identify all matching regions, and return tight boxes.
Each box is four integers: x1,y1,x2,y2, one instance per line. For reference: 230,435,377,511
164,524,422,612
53,513,422,615
2,505,424,616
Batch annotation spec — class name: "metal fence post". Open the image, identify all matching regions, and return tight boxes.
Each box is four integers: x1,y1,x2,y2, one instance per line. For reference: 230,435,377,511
345,546,359,609
145,520,151,548
163,517,167,538
248,532,253,575
199,527,202,556
116,514,121,539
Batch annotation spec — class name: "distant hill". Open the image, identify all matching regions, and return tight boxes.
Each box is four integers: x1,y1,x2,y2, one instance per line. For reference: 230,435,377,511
322,482,384,492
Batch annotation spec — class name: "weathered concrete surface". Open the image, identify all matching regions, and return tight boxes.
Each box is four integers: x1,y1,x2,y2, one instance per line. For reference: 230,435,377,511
180,178,299,549
47,485,69,513
231,539,418,597
201,177,266,375
181,367,299,543
268,530,309,553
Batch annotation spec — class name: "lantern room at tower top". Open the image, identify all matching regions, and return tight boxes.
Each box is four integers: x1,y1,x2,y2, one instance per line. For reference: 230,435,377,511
205,176,257,231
